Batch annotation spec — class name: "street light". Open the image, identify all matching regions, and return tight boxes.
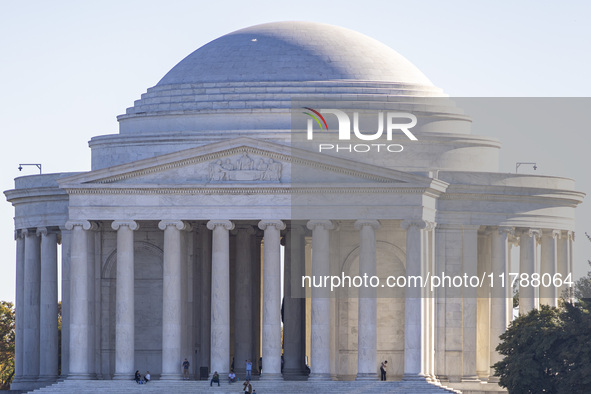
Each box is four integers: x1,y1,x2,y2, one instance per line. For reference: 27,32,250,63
515,162,537,173
18,163,42,174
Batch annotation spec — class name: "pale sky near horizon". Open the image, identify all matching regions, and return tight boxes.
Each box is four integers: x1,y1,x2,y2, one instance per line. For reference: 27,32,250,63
0,1,590,303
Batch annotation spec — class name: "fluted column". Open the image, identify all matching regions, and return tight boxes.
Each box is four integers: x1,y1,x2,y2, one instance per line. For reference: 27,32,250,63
60,227,71,378
13,230,25,385
283,224,306,378
207,220,234,376
461,225,479,382
233,225,255,376
355,220,380,380
258,220,286,380
557,231,572,299
111,220,139,379
306,220,334,380
66,220,93,379
159,220,190,379
540,230,560,306
38,227,59,381
489,227,512,381
22,228,41,381
519,229,540,314
401,220,426,381
198,225,212,373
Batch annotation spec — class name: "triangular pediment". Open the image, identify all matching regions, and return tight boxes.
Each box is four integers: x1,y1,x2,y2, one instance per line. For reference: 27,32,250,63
58,138,438,190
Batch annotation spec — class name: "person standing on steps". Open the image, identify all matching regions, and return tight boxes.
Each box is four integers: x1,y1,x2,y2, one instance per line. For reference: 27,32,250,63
182,358,190,380
380,360,388,381
242,379,252,393
245,359,253,380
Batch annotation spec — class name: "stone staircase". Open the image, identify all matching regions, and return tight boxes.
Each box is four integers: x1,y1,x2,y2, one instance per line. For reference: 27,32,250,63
28,379,463,393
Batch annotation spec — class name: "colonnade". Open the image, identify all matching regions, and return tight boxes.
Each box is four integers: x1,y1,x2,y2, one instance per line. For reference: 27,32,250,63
11,220,575,385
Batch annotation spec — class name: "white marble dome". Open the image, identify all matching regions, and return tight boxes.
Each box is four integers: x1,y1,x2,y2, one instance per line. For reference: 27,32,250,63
91,21,499,172
156,21,434,86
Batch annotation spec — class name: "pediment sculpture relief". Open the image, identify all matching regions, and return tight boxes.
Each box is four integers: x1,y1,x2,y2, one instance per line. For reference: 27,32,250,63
208,153,282,182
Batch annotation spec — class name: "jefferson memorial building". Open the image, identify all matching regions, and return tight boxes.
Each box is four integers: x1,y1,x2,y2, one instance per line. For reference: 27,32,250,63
5,22,584,393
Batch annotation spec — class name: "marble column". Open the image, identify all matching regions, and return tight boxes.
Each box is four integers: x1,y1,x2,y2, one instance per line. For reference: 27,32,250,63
60,228,71,378
283,225,306,378
159,220,190,379
22,228,41,381
306,220,334,380
207,220,234,376
519,229,540,314
258,220,286,380
13,230,25,384
253,231,263,376
540,230,560,306
38,228,59,381
355,220,380,380
111,220,139,380
425,224,437,381
461,226,479,382
489,227,512,381
401,220,426,381
557,231,572,299
233,225,255,376
199,225,212,373
66,220,93,379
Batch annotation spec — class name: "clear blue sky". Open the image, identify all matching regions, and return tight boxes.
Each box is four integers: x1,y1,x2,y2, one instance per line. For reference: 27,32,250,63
0,0,589,302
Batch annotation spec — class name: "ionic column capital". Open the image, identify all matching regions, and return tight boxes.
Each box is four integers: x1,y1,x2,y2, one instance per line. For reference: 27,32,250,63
65,220,98,231
401,219,435,231
15,229,26,240
206,220,234,231
519,228,541,239
111,220,139,231
354,219,381,231
306,220,334,231
158,220,191,231
258,220,286,231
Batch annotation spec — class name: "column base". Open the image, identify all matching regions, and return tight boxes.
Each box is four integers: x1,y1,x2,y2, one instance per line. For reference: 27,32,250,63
462,375,481,382
259,372,283,381
402,373,428,382
355,372,378,381
308,372,332,381
282,368,308,380
67,373,94,380
160,373,183,380
37,374,58,382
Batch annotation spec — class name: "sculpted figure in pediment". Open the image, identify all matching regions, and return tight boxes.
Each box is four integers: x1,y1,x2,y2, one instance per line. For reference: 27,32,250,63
207,154,282,182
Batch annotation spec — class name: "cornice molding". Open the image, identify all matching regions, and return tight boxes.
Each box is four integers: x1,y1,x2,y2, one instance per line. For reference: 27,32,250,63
87,146,398,185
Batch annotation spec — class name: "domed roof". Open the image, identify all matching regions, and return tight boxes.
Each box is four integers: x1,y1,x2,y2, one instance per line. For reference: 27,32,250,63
157,21,434,86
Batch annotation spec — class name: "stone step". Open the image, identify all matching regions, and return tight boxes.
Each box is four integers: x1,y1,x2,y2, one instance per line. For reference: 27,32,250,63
28,379,463,394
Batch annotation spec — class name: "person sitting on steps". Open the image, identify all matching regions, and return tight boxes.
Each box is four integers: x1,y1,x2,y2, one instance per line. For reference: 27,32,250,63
210,371,220,387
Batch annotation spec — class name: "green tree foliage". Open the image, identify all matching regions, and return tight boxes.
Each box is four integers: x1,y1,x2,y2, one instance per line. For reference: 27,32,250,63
493,302,591,393
493,305,562,393
0,301,15,389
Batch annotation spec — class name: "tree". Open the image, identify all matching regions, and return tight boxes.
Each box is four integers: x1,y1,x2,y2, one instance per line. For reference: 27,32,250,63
493,305,563,393
0,301,15,390
494,301,591,393
554,301,591,392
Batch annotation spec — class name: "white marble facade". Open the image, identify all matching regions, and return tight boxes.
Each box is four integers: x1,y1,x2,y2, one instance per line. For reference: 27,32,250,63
5,22,583,392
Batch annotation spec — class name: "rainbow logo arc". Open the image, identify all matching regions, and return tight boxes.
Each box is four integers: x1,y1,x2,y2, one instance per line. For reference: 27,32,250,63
302,107,328,131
